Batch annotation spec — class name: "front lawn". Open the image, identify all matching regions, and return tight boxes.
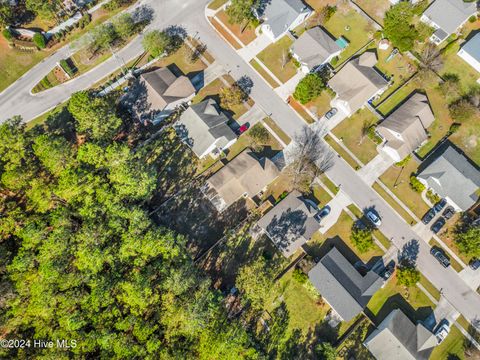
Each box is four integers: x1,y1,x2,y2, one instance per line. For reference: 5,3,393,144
429,325,467,360
257,36,298,83
379,161,430,220
152,43,209,76
216,10,257,46
312,183,333,205
332,108,379,165
324,4,375,67
354,0,392,25
305,91,334,118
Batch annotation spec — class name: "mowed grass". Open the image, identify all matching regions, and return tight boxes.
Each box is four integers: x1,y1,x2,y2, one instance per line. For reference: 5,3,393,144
153,43,208,75
250,59,281,88
429,325,467,360
257,36,298,83
324,134,361,169
263,117,291,145
332,108,379,164
324,4,374,67
304,91,334,118
372,182,417,225
312,183,333,205
379,161,429,220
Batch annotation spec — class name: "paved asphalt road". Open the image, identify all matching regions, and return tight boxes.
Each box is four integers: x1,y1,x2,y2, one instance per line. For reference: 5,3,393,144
1,0,479,327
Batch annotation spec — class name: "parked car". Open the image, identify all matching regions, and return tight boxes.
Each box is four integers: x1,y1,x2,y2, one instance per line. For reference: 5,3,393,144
236,123,249,135
435,320,450,344
314,205,331,222
366,210,382,227
442,206,455,220
431,217,446,234
470,258,480,271
434,198,447,213
382,261,395,280
430,247,451,268
422,208,436,224
324,108,338,120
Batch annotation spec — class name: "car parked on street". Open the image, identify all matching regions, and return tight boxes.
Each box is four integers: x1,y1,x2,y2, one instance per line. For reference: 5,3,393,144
422,208,436,224
431,217,446,234
430,247,451,268
366,210,381,227
434,198,447,213
324,108,337,120
435,320,450,344
442,206,455,220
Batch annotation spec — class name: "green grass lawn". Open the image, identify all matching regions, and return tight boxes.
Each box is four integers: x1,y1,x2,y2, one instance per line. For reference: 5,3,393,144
319,174,339,195
372,182,417,225
332,108,379,164
325,134,361,169
263,117,291,145
376,77,421,116
324,4,375,67
305,91,334,118
312,183,333,205
429,325,467,360
418,274,441,302
257,36,298,83
153,43,208,76
379,161,429,220
250,59,281,88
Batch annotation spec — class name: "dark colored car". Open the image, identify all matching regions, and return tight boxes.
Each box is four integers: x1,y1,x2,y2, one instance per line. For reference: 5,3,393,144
422,208,436,225
382,261,395,279
430,247,451,268
431,217,446,234
470,258,480,271
325,108,338,120
442,206,455,220
434,198,447,213
314,205,331,222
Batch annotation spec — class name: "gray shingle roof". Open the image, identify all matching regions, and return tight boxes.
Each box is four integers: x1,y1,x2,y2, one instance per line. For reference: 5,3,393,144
423,0,477,35
308,247,383,321
258,190,320,257
418,145,480,210
263,0,310,38
364,309,437,360
461,32,480,62
176,99,236,157
291,27,341,68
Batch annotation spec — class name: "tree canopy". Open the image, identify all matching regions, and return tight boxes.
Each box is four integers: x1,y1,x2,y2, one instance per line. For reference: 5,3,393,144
226,0,258,25
455,223,480,258
383,3,419,52
350,226,374,253
396,265,420,287
293,73,325,105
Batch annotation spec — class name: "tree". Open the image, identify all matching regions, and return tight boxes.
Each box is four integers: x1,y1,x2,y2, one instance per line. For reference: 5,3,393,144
396,265,420,287
455,225,480,258
449,98,478,122
248,124,270,150
383,2,418,52
2,28,12,42
439,73,461,99
0,3,13,28
314,342,336,360
142,30,178,57
226,0,257,25
89,23,117,52
417,42,443,79
219,84,246,110
308,5,337,27
33,33,46,49
293,73,325,104
26,0,62,20
236,257,273,310
68,91,122,142
113,13,135,40
286,125,334,192
350,226,374,253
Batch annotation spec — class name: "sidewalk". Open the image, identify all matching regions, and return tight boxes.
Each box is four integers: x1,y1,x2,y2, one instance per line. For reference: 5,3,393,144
357,151,394,186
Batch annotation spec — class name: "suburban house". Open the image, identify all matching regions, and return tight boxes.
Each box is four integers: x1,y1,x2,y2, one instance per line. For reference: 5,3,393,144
420,0,477,45
257,190,321,257
417,145,480,211
204,150,280,212
328,51,389,116
364,309,437,360
290,26,343,73
175,99,237,159
458,32,480,73
135,67,196,123
308,247,383,321
377,93,435,162
258,0,312,42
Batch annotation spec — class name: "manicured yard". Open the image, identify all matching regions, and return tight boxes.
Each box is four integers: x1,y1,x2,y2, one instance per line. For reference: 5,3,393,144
250,59,281,88
347,204,391,250
210,17,242,49
263,117,291,145
418,274,441,302
379,161,429,220
216,10,257,46
366,273,436,324
312,183,333,205
449,109,480,165
429,325,467,360
372,182,417,225
324,4,375,67
332,108,380,165
319,174,339,195
257,36,298,83
324,134,361,169
152,43,208,75
353,0,392,25
304,91,334,118
375,77,422,116
289,97,315,124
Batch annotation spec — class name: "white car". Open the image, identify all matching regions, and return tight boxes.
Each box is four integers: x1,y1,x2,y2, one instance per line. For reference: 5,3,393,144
435,321,450,344
366,210,382,227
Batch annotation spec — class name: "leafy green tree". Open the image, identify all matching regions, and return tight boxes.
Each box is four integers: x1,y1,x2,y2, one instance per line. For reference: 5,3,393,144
236,257,273,310
314,342,336,360
219,84,246,110
383,2,418,52
449,98,478,121
350,226,374,253
409,176,425,192
68,91,122,142
248,124,270,150
293,73,325,104
33,33,46,49
0,3,13,28
396,265,420,287
26,0,62,20
226,0,258,25
89,23,117,52
455,225,480,258
142,30,180,57
113,13,135,40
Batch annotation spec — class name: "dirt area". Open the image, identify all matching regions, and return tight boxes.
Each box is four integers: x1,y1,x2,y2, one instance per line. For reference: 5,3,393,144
53,65,69,83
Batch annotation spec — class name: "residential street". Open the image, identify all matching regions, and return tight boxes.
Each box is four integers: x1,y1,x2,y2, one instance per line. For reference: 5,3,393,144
1,0,479,328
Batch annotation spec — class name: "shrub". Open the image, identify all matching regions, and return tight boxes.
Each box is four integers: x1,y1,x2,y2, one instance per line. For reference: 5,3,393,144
33,33,46,49
396,265,420,287
59,59,75,77
448,123,461,135
409,176,425,192
2,28,13,42
449,99,478,121
383,3,418,52
293,73,325,104
468,15,477,23
350,226,374,253
219,84,246,110
395,154,412,167
292,268,308,284
426,189,440,204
